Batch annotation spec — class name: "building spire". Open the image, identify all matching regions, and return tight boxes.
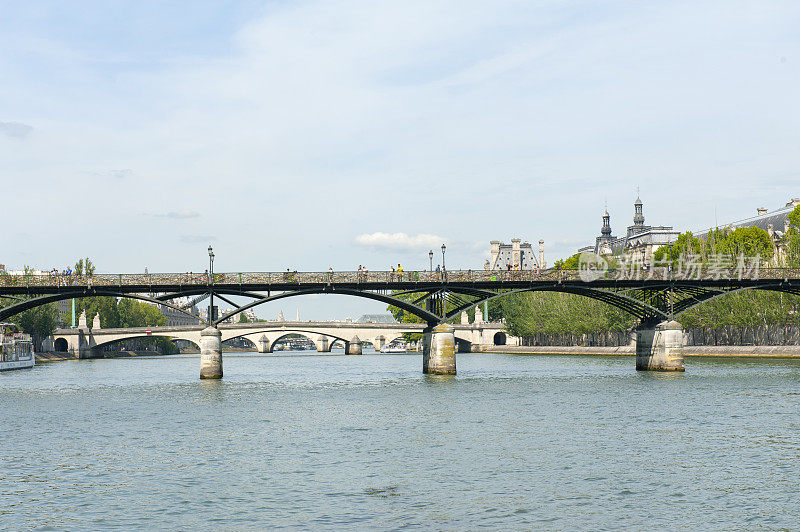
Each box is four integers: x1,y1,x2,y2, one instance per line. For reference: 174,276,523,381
601,207,612,236
633,190,644,226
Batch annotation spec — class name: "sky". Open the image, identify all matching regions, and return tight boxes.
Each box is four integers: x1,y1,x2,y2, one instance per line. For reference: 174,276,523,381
2,0,799,319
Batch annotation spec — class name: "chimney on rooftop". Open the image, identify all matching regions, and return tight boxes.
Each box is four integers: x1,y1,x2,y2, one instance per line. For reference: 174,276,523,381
757,208,768,216
539,240,545,269
490,241,500,269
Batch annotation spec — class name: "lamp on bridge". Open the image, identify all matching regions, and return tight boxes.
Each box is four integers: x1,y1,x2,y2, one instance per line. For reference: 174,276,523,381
208,245,216,323
429,249,433,271
441,244,446,271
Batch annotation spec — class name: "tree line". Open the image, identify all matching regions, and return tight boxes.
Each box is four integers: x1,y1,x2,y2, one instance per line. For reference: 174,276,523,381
388,205,800,337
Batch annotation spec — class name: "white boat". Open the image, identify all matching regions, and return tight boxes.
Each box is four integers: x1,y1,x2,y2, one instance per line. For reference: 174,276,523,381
0,323,35,371
380,345,407,354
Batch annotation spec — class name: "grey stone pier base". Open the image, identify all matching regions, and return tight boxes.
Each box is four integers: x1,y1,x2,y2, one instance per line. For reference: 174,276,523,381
346,336,363,355
200,326,223,379
423,324,456,375
257,335,271,353
636,320,685,371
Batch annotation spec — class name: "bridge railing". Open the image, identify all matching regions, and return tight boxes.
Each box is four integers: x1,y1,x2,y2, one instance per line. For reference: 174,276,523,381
1,267,799,288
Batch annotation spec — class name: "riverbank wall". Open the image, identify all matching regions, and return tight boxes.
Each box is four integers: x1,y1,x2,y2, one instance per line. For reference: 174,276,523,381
477,345,800,357
37,345,800,361
35,350,171,362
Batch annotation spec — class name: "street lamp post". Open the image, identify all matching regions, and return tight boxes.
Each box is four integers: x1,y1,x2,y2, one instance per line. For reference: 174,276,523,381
441,244,446,272
667,237,674,320
208,245,215,323
429,250,433,271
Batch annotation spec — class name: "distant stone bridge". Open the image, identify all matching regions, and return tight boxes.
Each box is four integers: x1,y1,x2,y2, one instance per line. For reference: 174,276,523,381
51,319,516,359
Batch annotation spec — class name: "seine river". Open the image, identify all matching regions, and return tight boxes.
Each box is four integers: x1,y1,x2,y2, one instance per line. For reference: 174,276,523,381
2,352,799,530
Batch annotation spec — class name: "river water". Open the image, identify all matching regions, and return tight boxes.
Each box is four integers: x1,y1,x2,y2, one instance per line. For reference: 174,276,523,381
1,352,799,530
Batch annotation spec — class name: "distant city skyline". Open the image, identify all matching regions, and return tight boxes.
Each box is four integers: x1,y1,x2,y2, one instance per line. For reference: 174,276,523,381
2,1,798,319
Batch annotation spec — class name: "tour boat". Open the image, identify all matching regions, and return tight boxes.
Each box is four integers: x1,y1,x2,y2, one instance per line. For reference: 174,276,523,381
380,345,407,354
0,323,35,371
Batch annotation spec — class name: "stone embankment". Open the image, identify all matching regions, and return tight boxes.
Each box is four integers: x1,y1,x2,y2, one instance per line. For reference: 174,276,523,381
36,351,76,362
478,345,800,357
35,350,168,362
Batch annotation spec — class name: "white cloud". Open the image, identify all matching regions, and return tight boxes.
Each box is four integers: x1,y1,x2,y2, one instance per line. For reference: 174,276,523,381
155,210,201,219
0,121,33,138
355,232,446,251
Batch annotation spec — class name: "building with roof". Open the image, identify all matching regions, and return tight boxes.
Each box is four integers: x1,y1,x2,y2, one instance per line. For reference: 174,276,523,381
485,239,545,270
153,296,201,326
579,196,680,266
695,198,800,266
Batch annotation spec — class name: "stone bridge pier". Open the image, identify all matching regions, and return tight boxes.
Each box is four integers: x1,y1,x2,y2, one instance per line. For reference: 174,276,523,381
314,336,333,353
345,336,363,355
423,324,456,375
200,327,223,379
636,320,684,371
256,334,272,353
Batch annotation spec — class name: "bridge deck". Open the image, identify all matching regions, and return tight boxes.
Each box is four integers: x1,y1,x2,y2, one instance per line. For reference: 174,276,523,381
1,268,799,295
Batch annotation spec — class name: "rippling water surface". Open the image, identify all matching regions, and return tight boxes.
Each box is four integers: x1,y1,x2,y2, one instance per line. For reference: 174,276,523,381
2,352,799,530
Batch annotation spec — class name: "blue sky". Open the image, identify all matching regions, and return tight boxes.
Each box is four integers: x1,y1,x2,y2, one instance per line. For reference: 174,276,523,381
2,0,799,319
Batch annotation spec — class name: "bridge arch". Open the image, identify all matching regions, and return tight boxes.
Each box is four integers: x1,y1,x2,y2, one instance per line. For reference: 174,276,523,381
212,288,442,326
90,334,195,352
444,285,669,324
670,283,800,316
54,337,68,352
223,328,349,346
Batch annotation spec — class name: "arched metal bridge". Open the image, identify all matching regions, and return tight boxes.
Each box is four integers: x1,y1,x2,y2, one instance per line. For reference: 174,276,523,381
1,268,799,327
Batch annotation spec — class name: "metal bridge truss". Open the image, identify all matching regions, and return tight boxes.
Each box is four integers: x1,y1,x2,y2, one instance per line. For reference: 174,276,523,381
2,275,799,329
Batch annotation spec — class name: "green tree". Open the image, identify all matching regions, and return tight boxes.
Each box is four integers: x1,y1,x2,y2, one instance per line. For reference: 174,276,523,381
75,297,120,328
653,231,703,265
702,227,773,262
786,205,800,267
678,290,800,328
499,291,635,337
74,257,96,276
117,299,166,328
554,253,581,269
4,299,60,351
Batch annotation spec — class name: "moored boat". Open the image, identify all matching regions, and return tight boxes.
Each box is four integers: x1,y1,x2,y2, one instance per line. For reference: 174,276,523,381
0,323,35,371
380,344,407,354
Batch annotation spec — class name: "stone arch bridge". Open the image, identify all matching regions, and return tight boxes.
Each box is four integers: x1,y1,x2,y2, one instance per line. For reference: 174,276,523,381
52,320,516,359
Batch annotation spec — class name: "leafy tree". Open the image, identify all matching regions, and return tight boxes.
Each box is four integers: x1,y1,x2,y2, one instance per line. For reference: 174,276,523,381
239,312,251,323
75,297,120,328
678,290,800,328
702,227,773,262
786,205,800,267
117,299,166,328
3,298,60,351
653,231,703,265
74,257,96,276
499,291,635,337
554,253,581,269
